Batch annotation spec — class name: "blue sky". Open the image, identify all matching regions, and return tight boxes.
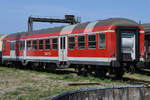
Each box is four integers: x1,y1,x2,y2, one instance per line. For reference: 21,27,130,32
0,0,149,34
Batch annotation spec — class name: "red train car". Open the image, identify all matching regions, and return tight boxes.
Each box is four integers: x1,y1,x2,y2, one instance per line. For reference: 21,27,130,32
2,18,145,78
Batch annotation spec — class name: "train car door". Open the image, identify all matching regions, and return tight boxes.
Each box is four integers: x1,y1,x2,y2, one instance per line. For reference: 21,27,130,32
59,36,67,61
121,32,135,60
10,41,16,59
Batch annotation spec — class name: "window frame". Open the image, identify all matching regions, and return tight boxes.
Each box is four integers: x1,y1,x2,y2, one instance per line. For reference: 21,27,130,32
77,35,85,50
32,40,37,51
68,36,75,50
45,38,50,50
52,38,58,50
39,39,44,50
99,33,106,49
88,34,97,49
27,40,31,51
3,41,6,50
10,41,15,51
22,40,25,50
19,41,23,51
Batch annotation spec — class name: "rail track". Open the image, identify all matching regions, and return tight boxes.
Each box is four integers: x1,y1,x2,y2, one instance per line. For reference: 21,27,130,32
3,64,150,86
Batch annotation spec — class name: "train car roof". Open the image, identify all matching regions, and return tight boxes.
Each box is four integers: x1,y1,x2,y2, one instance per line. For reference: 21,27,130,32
0,34,9,40
6,18,139,38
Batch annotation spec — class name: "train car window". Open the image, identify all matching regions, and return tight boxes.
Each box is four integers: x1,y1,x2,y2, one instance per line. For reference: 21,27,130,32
45,39,50,50
39,39,43,50
99,33,106,49
27,40,31,50
20,41,23,50
16,41,20,51
22,41,25,50
32,40,37,50
60,37,63,49
88,34,96,49
52,38,57,50
78,35,85,49
3,41,6,50
10,42,15,50
63,37,65,49
69,37,75,49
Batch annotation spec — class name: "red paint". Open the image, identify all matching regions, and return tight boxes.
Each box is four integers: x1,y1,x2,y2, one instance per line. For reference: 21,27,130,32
2,25,144,61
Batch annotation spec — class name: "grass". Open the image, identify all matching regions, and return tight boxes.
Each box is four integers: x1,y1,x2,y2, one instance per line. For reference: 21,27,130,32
0,66,150,100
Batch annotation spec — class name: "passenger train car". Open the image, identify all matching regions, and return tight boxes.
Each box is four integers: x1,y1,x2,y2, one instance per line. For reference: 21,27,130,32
2,18,145,78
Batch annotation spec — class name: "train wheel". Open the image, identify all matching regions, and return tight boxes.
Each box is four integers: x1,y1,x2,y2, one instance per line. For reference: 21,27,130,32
114,68,125,79
15,62,22,69
29,63,35,70
11,62,16,68
94,68,107,79
46,63,56,73
126,63,136,74
37,63,46,72
76,65,89,76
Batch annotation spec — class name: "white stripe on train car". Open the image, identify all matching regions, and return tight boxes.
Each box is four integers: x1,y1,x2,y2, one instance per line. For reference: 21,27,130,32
3,56,143,62
2,56,18,59
7,30,115,42
3,56,116,62
60,24,77,35
67,30,115,36
84,21,99,33
3,56,59,60
68,57,116,62
26,56,59,60
0,34,9,40
2,56,23,59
